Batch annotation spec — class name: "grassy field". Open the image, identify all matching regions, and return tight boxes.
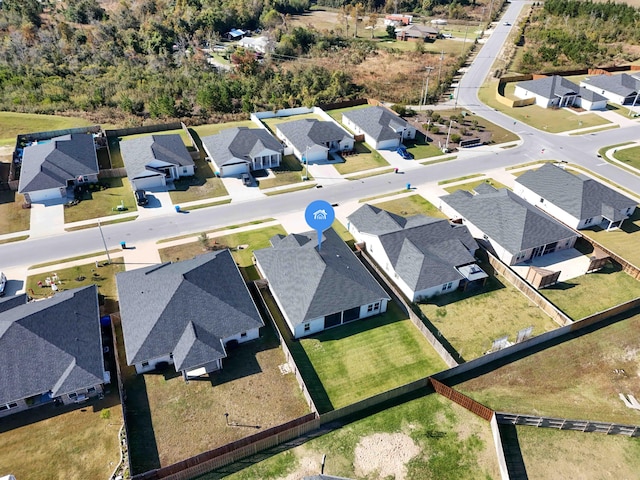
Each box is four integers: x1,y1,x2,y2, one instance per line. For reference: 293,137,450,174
260,113,324,135
419,273,559,360
169,157,228,204
612,144,640,170
404,131,444,159
0,391,123,480
124,324,309,472
258,155,313,189
581,209,640,267
372,193,447,218
63,177,137,223
333,142,389,174
300,302,447,408
191,120,256,138
223,392,499,480
478,81,612,133
0,112,94,146
435,108,520,145
516,425,640,478
158,225,287,281
443,177,508,193
26,258,125,314
540,262,640,320
457,311,640,425
0,189,30,234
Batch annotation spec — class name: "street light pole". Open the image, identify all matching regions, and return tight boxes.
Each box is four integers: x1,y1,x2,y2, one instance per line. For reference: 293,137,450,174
445,118,454,152
97,220,111,264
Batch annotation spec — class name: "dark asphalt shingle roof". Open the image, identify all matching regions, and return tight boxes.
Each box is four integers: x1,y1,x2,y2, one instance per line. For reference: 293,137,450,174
117,250,263,371
582,73,640,97
440,186,578,254
120,134,194,181
254,228,389,327
579,87,607,103
348,204,479,291
517,75,580,99
342,106,409,143
0,286,104,405
201,127,283,171
516,163,637,221
276,119,352,153
18,134,99,193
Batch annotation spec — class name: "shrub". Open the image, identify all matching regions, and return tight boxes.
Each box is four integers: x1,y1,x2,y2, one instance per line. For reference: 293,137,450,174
100,409,111,420
450,133,462,143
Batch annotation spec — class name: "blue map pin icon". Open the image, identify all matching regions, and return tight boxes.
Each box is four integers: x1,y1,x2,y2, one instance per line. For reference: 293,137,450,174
305,200,335,251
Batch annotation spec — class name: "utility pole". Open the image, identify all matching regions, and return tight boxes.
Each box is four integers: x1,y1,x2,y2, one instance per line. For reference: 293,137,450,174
437,49,444,88
421,66,434,107
629,75,640,117
97,220,111,264
445,118,454,152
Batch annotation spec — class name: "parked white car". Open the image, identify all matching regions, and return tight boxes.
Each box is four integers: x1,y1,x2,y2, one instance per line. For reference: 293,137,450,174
0,272,7,296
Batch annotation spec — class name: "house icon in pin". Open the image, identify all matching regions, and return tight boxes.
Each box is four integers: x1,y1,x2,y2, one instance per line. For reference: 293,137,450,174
313,209,328,220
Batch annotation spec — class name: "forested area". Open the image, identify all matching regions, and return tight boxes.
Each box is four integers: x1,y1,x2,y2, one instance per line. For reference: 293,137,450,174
515,0,640,73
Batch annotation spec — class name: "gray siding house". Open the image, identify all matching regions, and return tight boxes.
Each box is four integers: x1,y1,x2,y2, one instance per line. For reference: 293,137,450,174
275,119,354,163
342,106,416,150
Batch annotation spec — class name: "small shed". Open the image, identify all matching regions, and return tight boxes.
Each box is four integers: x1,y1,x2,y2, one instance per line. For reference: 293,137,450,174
587,247,610,273
526,266,561,289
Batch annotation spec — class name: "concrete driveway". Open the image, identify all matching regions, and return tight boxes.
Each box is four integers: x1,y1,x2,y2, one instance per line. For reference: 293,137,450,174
135,189,176,217
221,176,265,202
29,199,66,238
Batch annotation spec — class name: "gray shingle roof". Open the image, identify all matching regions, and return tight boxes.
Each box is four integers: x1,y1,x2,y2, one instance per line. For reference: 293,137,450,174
516,163,637,221
582,73,640,97
18,134,99,193
254,228,390,327
201,127,283,171
517,75,580,99
342,106,409,143
579,87,607,103
120,134,194,180
440,186,578,254
0,286,103,405
276,119,352,152
348,204,479,291
116,250,263,371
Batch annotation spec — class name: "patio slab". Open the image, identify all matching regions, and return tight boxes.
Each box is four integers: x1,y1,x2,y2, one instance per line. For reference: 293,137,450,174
512,248,591,283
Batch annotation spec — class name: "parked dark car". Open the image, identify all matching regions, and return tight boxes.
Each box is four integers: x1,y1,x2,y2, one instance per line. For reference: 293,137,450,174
135,189,148,206
0,272,6,296
396,145,413,160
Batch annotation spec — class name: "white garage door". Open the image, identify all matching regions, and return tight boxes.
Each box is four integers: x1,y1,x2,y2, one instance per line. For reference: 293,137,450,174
221,162,249,177
132,175,165,191
28,187,64,202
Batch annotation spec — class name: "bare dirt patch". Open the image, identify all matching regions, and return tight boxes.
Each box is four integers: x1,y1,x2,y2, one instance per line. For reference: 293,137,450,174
354,432,421,480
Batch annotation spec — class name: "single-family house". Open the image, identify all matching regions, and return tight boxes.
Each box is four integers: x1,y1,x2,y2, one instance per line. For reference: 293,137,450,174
116,249,264,379
347,204,486,301
0,286,106,418
514,163,637,231
238,36,272,54
514,75,607,110
384,14,413,26
18,133,99,203
396,24,439,41
254,228,390,339
439,184,579,266
342,106,416,150
119,134,195,191
580,73,640,106
275,119,354,163
226,28,246,40
201,127,283,177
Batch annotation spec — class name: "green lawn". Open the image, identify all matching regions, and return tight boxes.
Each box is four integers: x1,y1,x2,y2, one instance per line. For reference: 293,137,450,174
300,302,447,408
0,189,30,234
404,131,444,160
540,262,640,320
581,208,640,268
333,142,389,174
0,111,94,146
612,144,640,170
158,225,287,281
373,194,446,218
261,113,324,135
191,120,257,137
63,177,138,223
258,155,313,189
458,311,640,425
419,273,560,360
478,81,612,133
325,104,370,125
168,157,228,204
223,392,499,480
435,108,520,145
443,178,508,193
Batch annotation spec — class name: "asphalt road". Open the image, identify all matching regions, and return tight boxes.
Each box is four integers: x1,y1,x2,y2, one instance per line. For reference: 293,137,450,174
2,0,639,269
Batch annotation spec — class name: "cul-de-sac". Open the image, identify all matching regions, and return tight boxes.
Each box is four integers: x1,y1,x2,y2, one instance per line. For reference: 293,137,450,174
1,0,640,479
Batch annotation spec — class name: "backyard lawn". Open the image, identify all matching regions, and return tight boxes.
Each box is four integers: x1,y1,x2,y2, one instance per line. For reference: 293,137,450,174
443,177,508,194
63,177,137,223
260,113,324,135
325,104,369,126
540,262,640,320
257,155,313,189
580,208,640,268
299,301,447,408
332,142,389,174
0,188,30,235
0,391,123,480
223,392,500,480
372,193,447,219
158,225,287,281
457,311,640,425
0,111,94,146
191,120,257,138
168,157,228,203
404,131,445,160
419,273,559,360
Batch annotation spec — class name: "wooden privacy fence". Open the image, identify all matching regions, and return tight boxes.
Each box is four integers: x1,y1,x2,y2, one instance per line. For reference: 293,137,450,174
104,122,183,138
429,378,494,421
496,412,640,437
579,235,640,280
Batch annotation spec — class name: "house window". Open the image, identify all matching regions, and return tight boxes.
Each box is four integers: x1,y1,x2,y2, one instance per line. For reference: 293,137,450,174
374,302,380,311
142,361,149,367
69,393,77,398
183,167,188,174
442,282,454,291
241,332,247,338
367,304,373,312
540,198,544,203
88,387,96,393
304,323,310,332
584,217,592,225
0,405,7,411
169,353,173,359
9,403,17,408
